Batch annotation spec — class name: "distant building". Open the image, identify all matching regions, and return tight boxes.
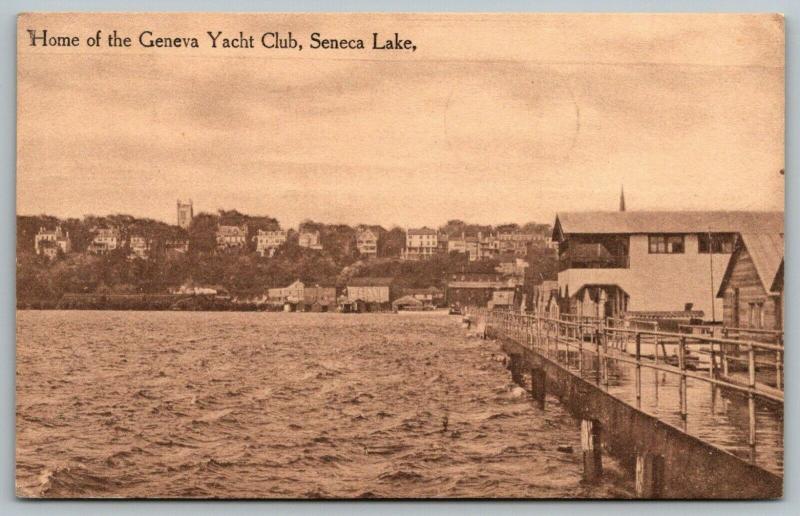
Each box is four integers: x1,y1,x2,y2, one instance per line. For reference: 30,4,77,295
34,226,71,258
356,228,378,258
304,286,337,312
268,280,305,308
534,280,560,317
400,287,445,307
88,227,121,255
447,232,500,261
553,210,784,321
446,273,518,307
403,227,442,260
129,236,151,259
177,199,194,229
165,239,189,254
717,233,783,331
298,229,323,250
216,224,248,251
496,255,529,278
255,229,287,257
343,277,394,311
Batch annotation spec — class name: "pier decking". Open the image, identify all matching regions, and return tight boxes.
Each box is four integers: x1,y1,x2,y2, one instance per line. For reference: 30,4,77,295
471,309,783,498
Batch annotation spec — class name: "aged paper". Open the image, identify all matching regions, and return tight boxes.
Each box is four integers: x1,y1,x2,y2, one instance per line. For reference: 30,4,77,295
16,13,784,499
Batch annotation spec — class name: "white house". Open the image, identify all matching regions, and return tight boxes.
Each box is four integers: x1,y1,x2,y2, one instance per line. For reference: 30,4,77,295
356,228,378,258
553,211,783,322
34,226,71,258
298,229,323,250
216,224,248,251
255,229,287,257
403,227,441,260
88,227,121,254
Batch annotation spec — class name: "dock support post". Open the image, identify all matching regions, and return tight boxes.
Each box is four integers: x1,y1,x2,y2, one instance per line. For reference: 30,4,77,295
635,451,664,498
580,419,602,483
530,367,546,409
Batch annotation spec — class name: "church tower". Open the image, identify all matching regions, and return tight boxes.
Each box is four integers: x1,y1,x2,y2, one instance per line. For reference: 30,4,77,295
177,199,194,229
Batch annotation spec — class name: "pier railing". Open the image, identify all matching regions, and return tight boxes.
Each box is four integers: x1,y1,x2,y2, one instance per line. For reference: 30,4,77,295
468,308,784,463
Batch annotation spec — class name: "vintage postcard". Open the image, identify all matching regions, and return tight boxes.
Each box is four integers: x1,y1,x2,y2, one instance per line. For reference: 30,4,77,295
16,13,784,499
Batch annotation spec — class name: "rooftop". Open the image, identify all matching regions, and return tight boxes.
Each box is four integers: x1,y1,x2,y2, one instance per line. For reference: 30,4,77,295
553,211,783,239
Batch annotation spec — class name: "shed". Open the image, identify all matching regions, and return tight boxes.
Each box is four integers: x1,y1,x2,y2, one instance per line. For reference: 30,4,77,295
716,233,783,330
392,295,425,311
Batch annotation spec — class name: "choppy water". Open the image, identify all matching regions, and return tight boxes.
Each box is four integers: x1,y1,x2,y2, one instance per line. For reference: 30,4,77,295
16,311,630,499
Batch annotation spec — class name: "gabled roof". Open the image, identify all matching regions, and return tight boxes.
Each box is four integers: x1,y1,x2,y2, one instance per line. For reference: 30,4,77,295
407,227,437,235
392,295,424,306
717,233,784,297
553,211,783,240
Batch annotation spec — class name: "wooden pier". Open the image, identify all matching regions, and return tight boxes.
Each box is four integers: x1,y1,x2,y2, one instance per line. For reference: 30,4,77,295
470,308,783,499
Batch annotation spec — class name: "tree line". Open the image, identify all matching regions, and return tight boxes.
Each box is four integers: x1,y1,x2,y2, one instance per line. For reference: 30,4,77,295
17,212,555,305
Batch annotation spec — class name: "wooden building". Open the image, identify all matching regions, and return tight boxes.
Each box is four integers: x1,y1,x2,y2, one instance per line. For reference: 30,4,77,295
716,233,784,331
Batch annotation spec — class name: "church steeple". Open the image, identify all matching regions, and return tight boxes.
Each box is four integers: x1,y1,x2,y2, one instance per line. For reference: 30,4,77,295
619,185,626,212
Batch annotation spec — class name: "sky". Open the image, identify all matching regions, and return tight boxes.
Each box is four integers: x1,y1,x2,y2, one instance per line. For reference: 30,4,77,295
17,13,785,229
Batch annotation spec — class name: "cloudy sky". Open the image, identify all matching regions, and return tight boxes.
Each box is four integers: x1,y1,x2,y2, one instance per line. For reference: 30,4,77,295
17,13,784,228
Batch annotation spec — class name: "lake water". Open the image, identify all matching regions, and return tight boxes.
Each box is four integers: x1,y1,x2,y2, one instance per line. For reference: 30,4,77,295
16,311,630,498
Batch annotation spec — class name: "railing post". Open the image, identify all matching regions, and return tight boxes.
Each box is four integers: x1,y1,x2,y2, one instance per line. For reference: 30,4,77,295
679,336,687,422
721,328,730,377
748,344,757,451
602,329,610,389
595,329,601,385
635,332,642,409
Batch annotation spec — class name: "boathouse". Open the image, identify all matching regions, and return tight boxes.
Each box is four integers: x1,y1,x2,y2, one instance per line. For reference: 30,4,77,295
716,233,784,331
553,211,783,321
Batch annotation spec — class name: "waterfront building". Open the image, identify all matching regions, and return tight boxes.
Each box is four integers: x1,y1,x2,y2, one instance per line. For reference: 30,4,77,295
88,227,121,254
254,229,287,257
34,226,71,258
400,287,445,307
717,233,784,331
177,199,194,229
553,211,783,321
268,280,305,309
445,273,518,307
355,228,378,258
216,224,248,251
403,227,442,260
298,229,323,250
304,286,337,312
344,277,394,311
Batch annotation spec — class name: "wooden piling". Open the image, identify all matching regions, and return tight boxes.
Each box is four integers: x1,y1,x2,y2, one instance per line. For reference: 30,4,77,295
581,419,602,483
635,451,664,498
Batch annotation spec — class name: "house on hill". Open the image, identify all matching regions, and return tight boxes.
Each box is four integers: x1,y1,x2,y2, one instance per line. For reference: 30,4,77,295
717,233,784,331
403,227,442,260
553,210,783,321
88,227,121,254
298,229,323,250
254,229,287,257
216,224,248,251
356,228,379,258
34,226,71,258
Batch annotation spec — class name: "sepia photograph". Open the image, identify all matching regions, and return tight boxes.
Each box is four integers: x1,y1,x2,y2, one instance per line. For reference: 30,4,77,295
15,12,784,500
